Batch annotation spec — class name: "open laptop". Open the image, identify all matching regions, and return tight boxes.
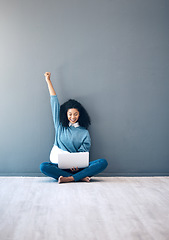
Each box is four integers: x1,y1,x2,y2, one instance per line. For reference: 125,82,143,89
58,152,89,169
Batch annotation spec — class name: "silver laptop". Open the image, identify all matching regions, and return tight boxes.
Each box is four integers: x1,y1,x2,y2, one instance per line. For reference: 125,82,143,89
58,152,89,169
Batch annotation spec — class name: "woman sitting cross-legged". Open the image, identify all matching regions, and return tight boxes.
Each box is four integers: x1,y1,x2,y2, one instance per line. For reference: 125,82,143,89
40,72,108,183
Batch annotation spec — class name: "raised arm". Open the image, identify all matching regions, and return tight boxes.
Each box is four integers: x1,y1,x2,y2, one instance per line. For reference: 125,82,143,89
44,72,56,96
44,72,60,131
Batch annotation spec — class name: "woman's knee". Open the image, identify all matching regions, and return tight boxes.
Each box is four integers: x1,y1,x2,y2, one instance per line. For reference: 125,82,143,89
95,158,108,170
91,158,108,169
40,162,50,173
100,158,108,169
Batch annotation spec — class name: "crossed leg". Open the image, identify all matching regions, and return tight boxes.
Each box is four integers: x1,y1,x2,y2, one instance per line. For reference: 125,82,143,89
40,159,108,184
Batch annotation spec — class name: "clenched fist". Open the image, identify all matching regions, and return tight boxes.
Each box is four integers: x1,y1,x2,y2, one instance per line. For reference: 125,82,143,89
44,72,51,81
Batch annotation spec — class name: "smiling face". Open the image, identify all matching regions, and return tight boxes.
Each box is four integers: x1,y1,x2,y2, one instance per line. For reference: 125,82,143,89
67,108,80,124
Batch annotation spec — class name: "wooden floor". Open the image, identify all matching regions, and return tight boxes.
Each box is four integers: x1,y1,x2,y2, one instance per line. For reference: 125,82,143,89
0,177,169,240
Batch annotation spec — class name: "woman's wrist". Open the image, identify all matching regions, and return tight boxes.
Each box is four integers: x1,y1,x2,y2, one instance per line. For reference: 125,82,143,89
46,78,51,83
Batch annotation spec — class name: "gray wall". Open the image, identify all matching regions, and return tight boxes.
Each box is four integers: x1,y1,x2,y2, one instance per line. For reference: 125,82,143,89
0,0,169,176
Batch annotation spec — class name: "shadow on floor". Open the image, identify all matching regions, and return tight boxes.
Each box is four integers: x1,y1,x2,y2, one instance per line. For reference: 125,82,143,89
38,177,105,183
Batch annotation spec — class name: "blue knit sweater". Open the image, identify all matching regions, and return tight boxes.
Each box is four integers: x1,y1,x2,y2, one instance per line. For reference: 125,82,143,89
50,95,91,153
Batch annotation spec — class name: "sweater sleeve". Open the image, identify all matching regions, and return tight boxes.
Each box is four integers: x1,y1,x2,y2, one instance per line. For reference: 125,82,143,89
50,95,60,131
78,131,91,152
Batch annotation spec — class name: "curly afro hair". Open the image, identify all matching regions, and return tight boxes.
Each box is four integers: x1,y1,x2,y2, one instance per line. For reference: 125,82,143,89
60,99,91,129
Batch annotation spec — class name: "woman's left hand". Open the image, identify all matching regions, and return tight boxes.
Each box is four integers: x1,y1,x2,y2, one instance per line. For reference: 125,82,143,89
70,167,79,172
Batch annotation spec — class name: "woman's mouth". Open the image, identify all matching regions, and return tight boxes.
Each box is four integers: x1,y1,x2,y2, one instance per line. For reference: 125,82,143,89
70,119,76,122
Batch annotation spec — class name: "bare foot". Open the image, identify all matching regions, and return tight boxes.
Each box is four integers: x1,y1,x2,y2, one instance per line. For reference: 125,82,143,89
81,177,91,182
58,176,75,184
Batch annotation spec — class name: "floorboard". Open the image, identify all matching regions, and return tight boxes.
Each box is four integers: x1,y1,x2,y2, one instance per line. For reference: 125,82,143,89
0,177,169,240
